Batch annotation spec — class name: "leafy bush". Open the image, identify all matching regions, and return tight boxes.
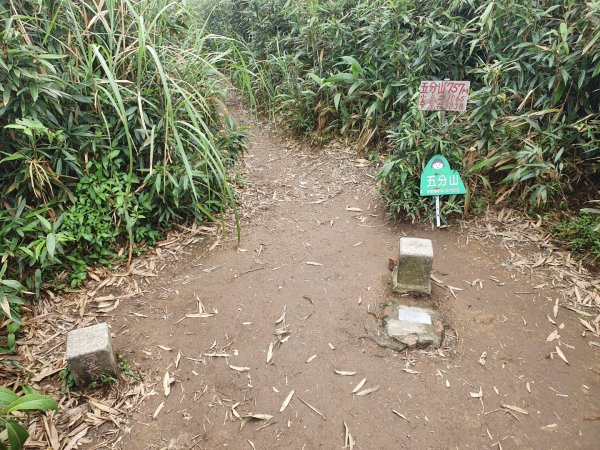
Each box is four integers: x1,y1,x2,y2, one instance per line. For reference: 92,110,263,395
551,212,600,262
0,386,57,450
0,0,248,351
207,0,599,223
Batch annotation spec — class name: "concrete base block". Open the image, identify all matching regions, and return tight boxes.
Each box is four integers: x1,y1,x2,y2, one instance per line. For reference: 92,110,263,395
386,305,444,348
393,237,433,295
366,302,445,351
66,323,118,387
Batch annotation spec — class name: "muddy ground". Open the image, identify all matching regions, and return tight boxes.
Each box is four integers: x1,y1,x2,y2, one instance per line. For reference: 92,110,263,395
86,109,599,449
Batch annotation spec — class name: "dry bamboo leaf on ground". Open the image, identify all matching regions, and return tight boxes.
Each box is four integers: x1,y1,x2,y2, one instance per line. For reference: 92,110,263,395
502,404,528,415
479,351,487,366
163,371,174,397
579,318,597,334
305,261,323,266
546,329,560,342
230,365,251,372
352,378,367,394
335,370,357,376
344,421,355,449
306,354,317,363
555,346,569,365
297,397,325,419
275,307,286,324
280,390,295,412
355,385,379,396
470,388,483,398
242,413,273,421
392,410,409,421
266,342,274,364
153,401,165,419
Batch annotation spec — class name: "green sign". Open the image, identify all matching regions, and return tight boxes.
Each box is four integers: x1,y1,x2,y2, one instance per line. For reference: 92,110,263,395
419,155,466,196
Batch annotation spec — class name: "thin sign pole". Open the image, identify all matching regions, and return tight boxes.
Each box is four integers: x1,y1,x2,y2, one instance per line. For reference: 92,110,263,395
434,78,449,229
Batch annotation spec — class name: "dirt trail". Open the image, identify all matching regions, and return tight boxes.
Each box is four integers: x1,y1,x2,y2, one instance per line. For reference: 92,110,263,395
99,109,599,449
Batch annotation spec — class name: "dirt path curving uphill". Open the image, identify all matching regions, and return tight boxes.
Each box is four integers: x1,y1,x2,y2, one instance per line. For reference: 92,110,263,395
93,108,600,450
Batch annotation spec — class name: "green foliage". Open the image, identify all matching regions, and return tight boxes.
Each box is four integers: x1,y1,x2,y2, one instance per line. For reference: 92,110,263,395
0,0,248,351
551,212,600,262
0,386,57,450
208,0,600,222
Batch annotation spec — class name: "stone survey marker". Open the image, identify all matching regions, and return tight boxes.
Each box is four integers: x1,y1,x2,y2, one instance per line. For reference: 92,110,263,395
386,305,444,349
66,323,118,387
393,237,433,295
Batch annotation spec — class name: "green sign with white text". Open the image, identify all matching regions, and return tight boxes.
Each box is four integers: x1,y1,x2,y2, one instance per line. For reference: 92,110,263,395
419,155,466,196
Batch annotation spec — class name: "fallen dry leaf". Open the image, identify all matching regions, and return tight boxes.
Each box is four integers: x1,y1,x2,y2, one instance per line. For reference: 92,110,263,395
355,385,379,396
335,370,357,376
153,401,165,419
163,371,174,396
392,410,409,421
502,404,528,415
230,365,251,372
352,378,366,394
479,351,487,366
344,421,355,449
555,346,569,365
470,387,483,398
280,390,295,412
298,397,325,419
546,329,560,342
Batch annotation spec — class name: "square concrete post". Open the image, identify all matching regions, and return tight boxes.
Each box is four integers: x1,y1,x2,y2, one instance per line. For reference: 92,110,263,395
66,323,118,387
392,237,433,295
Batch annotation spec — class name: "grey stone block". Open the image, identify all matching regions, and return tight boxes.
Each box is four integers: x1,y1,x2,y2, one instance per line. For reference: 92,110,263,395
385,305,444,349
365,302,445,351
393,237,433,295
66,323,118,387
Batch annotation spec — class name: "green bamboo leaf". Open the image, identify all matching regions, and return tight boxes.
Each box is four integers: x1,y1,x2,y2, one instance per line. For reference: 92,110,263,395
6,420,29,450
5,394,58,413
0,388,19,407
46,233,55,259
0,280,25,291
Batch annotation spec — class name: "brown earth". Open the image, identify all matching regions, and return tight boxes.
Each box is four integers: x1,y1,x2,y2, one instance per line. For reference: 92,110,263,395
88,109,599,449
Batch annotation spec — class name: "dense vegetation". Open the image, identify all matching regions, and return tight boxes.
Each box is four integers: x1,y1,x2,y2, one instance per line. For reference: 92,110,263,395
0,0,247,353
207,0,599,230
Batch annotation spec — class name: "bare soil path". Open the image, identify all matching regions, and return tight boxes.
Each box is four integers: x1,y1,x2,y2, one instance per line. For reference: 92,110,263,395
98,109,599,449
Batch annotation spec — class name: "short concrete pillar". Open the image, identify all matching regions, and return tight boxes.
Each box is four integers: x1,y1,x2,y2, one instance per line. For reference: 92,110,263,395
392,237,433,295
66,323,118,387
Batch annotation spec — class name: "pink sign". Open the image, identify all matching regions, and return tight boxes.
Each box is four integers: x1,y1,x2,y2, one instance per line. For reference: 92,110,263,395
418,80,470,111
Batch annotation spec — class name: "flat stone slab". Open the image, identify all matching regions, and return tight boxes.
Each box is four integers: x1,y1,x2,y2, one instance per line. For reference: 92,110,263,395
393,237,433,296
66,323,118,387
366,302,444,351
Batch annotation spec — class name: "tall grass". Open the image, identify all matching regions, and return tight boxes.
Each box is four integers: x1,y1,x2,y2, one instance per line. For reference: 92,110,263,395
206,0,600,223
0,0,247,352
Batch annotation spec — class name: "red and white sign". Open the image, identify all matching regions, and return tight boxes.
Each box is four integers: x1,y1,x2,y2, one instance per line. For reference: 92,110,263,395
418,80,470,111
